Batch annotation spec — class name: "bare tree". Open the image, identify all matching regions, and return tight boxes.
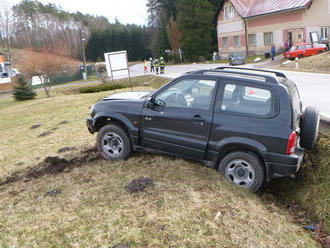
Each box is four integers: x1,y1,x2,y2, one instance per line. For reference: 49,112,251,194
20,46,75,97
0,0,16,62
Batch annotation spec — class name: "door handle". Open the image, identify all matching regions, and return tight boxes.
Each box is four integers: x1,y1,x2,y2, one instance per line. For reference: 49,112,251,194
192,115,205,122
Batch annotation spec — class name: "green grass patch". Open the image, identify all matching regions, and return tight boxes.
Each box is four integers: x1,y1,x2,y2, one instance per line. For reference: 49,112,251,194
79,84,126,93
269,127,330,233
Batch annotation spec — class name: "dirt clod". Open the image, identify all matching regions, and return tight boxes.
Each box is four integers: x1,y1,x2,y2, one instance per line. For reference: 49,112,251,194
38,131,53,137
45,189,62,197
51,127,59,131
30,124,41,129
125,177,154,193
113,243,130,248
57,147,77,153
59,120,69,125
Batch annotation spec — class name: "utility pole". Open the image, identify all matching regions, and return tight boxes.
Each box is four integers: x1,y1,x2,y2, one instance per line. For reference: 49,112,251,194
244,19,249,57
80,29,87,80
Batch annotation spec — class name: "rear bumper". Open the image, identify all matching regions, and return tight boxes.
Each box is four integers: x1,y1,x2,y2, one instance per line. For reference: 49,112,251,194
86,117,96,134
263,149,304,179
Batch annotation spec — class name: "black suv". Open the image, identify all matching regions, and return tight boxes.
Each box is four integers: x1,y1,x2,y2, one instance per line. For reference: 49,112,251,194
86,67,319,192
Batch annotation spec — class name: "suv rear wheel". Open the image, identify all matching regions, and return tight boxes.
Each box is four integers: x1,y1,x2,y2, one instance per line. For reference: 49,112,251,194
218,152,264,192
96,124,132,160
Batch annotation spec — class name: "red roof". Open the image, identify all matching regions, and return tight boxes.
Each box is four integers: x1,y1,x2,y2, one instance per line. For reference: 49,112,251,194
227,0,313,18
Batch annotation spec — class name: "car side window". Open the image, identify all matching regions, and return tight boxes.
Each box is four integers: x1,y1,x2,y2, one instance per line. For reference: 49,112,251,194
221,83,272,116
155,79,216,110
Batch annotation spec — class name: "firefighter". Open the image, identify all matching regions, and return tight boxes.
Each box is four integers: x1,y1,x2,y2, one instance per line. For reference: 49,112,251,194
160,57,165,74
150,58,154,72
154,59,160,75
144,60,148,74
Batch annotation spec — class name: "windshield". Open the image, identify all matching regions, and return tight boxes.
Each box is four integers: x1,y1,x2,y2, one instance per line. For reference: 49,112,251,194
230,52,243,57
290,46,297,51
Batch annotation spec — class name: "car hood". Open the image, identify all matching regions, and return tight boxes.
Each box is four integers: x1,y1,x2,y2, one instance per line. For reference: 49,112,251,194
103,91,153,101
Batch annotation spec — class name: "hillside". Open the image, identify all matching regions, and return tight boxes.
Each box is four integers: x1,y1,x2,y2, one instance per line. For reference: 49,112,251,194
278,51,330,73
0,77,323,247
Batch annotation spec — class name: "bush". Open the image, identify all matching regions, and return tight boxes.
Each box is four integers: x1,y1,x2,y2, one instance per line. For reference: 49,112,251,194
79,84,126,94
12,76,37,101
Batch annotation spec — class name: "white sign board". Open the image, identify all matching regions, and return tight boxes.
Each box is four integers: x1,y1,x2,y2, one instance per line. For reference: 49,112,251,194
0,77,11,84
104,50,129,78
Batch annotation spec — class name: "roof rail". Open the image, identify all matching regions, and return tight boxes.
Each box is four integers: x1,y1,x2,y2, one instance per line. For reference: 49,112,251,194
200,70,279,84
215,66,287,79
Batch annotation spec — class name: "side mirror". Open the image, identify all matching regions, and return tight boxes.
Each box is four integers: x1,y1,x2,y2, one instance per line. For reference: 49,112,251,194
147,98,155,109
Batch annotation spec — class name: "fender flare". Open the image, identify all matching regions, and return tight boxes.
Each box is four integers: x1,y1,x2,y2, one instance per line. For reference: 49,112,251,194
93,112,137,140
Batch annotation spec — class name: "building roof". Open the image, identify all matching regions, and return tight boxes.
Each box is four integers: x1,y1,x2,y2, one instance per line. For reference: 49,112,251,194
215,0,313,21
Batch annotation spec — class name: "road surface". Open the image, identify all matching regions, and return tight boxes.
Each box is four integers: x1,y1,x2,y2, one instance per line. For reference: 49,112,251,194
126,62,330,118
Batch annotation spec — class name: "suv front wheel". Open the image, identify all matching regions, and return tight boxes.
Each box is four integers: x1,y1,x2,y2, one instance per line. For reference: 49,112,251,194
96,124,132,160
218,152,264,192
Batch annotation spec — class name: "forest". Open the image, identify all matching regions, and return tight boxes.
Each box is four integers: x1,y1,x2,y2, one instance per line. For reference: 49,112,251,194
0,0,223,62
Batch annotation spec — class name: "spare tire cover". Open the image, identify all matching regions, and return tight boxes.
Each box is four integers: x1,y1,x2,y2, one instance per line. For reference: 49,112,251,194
300,106,320,150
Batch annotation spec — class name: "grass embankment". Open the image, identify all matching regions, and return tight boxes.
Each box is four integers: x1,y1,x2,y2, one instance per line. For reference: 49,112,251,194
277,51,330,73
0,76,323,247
269,125,330,233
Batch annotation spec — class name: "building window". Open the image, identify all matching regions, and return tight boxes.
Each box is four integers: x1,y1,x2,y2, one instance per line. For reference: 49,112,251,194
248,34,256,46
264,32,273,46
234,36,240,47
321,27,329,39
222,37,228,48
225,5,235,19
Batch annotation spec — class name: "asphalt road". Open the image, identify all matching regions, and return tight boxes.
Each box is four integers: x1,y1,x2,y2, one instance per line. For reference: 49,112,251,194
126,62,330,118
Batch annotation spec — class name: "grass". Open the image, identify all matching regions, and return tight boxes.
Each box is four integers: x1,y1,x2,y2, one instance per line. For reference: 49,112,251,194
269,125,330,233
276,51,330,73
0,75,325,247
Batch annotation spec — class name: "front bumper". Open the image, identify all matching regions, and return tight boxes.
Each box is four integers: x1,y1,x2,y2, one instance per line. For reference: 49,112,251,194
263,149,304,179
86,117,96,134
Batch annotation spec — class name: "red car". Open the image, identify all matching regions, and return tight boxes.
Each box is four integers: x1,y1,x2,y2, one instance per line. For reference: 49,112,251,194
284,42,326,59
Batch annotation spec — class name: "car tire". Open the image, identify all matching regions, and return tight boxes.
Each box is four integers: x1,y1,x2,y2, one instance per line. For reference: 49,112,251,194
298,54,303,59
218,152,264,192
300,106,320,150
96,124,132,160
318,50,323,54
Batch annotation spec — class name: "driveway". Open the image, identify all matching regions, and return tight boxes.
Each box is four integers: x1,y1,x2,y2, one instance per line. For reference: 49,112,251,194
127,62,330,117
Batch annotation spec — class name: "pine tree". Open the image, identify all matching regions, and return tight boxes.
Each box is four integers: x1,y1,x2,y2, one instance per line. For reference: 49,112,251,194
177,0,214,61
12,76,37,101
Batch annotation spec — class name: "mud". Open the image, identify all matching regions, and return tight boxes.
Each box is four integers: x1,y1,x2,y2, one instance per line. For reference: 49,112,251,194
125,177,154,193
57,147,77,153
113,244,130,248
51,128,59,131
38,131,53,137
0,147,102,186
59,120,69,125
45,189,62,197
30,124,41,129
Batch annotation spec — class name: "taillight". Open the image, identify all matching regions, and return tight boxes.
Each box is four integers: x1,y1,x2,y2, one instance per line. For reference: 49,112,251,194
286,131,297,155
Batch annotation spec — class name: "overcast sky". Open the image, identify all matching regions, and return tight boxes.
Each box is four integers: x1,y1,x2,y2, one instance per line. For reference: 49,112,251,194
9,0,149,25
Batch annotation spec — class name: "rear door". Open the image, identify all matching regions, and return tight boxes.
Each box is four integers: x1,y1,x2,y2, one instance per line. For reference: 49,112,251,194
140,76,218,159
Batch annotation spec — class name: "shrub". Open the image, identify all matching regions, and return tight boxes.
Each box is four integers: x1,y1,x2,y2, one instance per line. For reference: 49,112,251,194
12,76,37,101
79,84,125,93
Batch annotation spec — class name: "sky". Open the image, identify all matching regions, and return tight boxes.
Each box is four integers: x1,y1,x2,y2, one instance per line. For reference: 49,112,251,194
8,0,149,25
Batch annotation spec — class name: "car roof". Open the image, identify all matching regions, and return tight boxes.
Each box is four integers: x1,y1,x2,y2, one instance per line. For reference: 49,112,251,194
293,42,310,46
186,67,295,88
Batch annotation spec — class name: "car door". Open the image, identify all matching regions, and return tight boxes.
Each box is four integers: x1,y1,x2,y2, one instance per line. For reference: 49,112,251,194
140,76,218,160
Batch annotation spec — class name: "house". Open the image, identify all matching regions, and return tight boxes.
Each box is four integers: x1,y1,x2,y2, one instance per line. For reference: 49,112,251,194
0,54,14,92
215,0,330,57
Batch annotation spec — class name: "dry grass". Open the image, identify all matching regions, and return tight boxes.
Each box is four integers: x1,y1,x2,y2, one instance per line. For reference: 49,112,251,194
0,76,321,247
277,51,330,73
0,152,318,247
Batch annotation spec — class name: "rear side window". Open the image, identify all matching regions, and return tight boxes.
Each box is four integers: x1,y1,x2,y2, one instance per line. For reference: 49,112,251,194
221,83,273,116
289,85,301,123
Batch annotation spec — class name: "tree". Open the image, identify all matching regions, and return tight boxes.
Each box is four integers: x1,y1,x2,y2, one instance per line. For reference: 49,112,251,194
0,0,16,62
12,76,36,101
177,0,214,61
20,46,73,97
